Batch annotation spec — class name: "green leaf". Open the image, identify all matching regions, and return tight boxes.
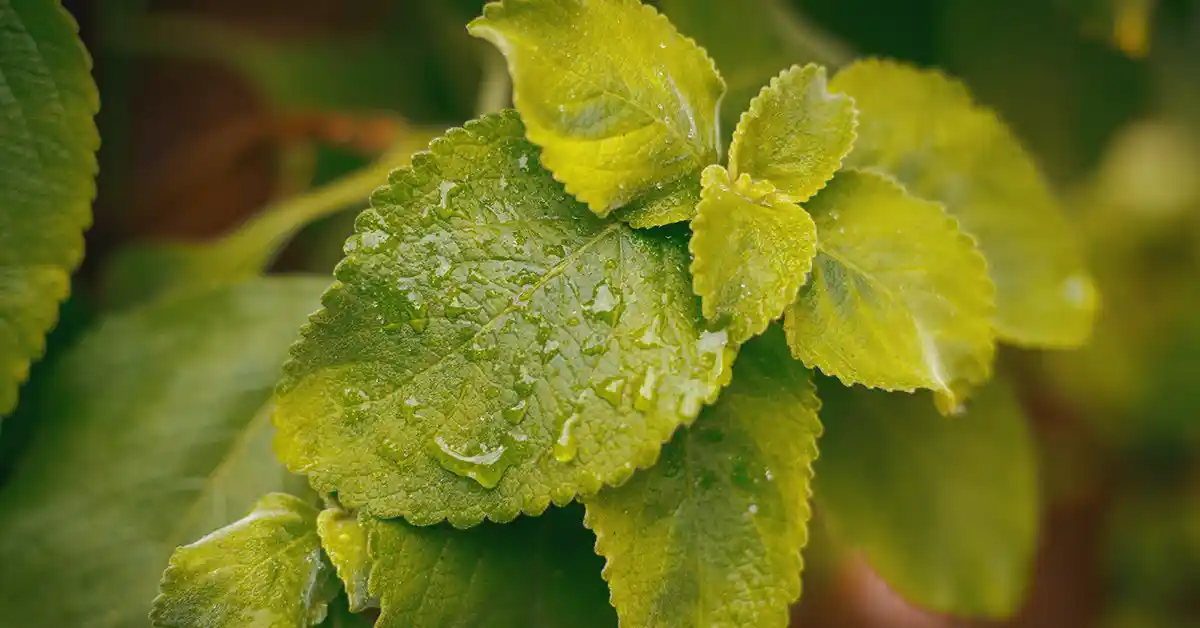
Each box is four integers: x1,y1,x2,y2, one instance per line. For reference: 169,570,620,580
584,328,821,628
728,63,857,203
367,504,616,628
274,111,735,527
468,0,725,216
690,166,817,345
813,378,1038,618
783,169,995,411
610,174,701,229
0,0,99,415
151,493,339,628
658,0,852,138
829,59,1097,347
317,509,374,612
0,278,326,627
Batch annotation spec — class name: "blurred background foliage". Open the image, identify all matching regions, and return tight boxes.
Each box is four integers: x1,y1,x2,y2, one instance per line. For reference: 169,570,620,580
2,0,1197,626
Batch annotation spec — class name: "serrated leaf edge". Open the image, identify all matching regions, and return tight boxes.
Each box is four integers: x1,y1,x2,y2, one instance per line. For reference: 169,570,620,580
1,1,101,416
582,378,823,628
728,63,858,204
468,0,727,217
832,57,1096,348
784,168,997,409
690,165,818,345
274,110,733,528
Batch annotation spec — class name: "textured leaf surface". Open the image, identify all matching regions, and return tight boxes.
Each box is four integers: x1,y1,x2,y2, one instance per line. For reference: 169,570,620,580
0,278,326,628
691,166,817,344
813,378,1038,618
610,174,701,229
151,493,338,628
274,111,734,527
830,59,1097,347
783,169,995,410
367,505,615,628
729,64,856,203
0,0,99,415
659,0,852,138
318,509,374,612
585,329,821,628
468,0,724,216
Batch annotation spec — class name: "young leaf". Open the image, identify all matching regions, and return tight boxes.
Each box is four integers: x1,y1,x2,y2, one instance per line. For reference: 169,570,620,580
151,493,339,628
729,64,857,203
584,328,821,628
0,278,326,627
783,169,995,411
610,175,702,229
468,0,725,217
0,0,99,416
318,509,374,613
367,504,616,628
690,166,817,344
829,59,1097,347
274,111,735,527
813,378,1038,618
658,0,852,138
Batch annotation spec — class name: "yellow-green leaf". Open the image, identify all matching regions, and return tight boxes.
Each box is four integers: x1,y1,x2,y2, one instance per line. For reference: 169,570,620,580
690,166,817,344
367,505,616,628
317,509,374,613
0,0,99,415
830,59,1097,347
585,329,821,628
469,0,725,216
151,493,339,628
783,169,995,411
813,378,1038,618
729,64,857,203
274,111,735,527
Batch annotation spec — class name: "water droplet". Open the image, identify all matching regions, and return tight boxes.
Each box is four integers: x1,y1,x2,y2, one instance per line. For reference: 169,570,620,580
764,469,774,482
541,339,562,361
748,504,758,515
635,315,664,348
466,338,497,361
512,268,540,286
582,336,608,356
517,154,529,170
567,315,581,327
408,318,429,333
514,367,537,398
585,283,622,324
696,328,733,381
635,366,660,411
359,230,390,251
542,242,567,258
593,377,626,407
1062,275,1092,307
430,436,514,489
438,180,457,209
485,385,502,399
499,175,508,189
444,296,477,319
552,413,581,463
502,399,529,424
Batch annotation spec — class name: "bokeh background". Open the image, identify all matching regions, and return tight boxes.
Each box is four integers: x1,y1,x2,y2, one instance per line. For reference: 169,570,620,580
7,0,1200,626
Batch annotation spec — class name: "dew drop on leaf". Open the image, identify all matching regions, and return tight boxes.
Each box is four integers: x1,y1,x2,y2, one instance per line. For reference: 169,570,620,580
502,399,529,425
593,377,626,408
634,366,660,411
585,283,622,324
430,436,514,489
552,413,581,463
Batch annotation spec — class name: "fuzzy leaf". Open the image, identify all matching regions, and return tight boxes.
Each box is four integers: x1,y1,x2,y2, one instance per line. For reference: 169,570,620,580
690,166,817,344
274,111,735,527
584,328,821,628
813,378,1038,618
729,64,857,203
317,509,374,613
0,0,99,415
610,175,701,229
367,505,615,628
830,59,1097,347
468,0,724,216
783,169,995,411
151,493,339,628
0,278,326,627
